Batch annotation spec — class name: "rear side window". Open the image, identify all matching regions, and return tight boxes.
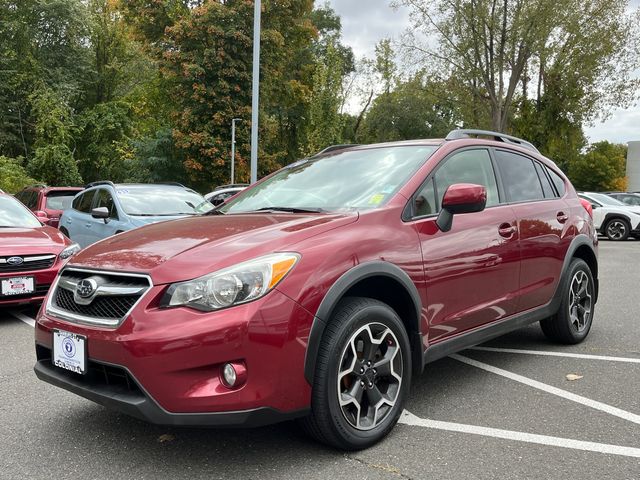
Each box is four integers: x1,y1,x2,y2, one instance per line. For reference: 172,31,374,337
495,151,544,203
45,192,77,210
546,167,566,197
25,190,38,209
533,162,555,199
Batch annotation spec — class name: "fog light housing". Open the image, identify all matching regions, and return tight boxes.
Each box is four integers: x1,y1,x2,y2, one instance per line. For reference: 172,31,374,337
220,361,247,389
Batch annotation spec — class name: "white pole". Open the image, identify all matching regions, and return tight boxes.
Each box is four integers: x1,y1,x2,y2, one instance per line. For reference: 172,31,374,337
250,0,261,184
231,118,240,184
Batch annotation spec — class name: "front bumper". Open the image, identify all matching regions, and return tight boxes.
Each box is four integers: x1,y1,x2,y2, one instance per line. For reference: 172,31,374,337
34,353,308,427
0,267,59,307
35,287,315,425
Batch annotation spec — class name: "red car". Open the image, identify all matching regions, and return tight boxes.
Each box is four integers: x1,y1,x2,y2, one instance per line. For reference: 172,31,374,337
14,184,84,228
0,193,80,307
34,130,598,450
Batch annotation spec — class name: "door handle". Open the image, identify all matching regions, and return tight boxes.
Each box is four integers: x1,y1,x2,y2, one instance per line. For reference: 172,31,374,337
557,212,568,224
498,223,517,238
85,223,92,228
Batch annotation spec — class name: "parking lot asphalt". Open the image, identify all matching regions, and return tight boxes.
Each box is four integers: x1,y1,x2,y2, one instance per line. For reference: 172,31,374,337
1,240,639,480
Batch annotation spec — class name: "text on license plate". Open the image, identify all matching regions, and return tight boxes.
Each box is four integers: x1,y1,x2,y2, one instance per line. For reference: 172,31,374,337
52,330,87,375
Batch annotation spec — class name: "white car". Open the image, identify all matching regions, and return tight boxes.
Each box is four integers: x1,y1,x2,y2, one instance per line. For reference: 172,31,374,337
578,192,640,241
205,184,248,206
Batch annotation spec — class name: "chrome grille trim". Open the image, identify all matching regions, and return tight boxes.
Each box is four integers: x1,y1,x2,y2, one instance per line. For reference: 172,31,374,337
46,267,153,328
0,254,56,273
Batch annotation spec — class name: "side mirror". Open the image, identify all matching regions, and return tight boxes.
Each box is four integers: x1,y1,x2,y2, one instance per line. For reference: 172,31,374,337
34,210,49,225
436,183,487,232
91,207,110,222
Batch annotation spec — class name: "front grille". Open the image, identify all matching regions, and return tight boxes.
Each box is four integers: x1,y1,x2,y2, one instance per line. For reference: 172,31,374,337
54,287,138,319
48,268,151,327
0,254,56,273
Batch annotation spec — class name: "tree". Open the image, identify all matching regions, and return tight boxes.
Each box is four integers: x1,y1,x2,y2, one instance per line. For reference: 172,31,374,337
395,0,640,133
568,141,628,191
0,156,37,193
27,88,83,186
375,39,396,95
361,73,458,143
305,40,345,154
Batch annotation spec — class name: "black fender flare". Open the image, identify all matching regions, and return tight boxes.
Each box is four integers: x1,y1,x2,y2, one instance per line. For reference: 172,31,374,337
555,233,599,305
303,261,422,384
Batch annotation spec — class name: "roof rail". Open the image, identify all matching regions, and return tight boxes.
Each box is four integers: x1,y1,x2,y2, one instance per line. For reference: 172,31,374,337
160,182,186,188
29,183,48,188
315,144,360,156
445,129,539,154
85,181,115,189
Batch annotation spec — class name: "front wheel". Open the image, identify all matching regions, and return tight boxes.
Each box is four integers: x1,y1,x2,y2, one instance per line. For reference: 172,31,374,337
300,297,412,450
540,258,595,344
604,218,630,241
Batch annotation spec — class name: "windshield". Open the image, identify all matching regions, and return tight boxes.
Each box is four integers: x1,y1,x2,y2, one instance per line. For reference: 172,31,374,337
116,186,214,216
587,193,626,206
221,146,438,214
45,192,79,210
0,196,42,228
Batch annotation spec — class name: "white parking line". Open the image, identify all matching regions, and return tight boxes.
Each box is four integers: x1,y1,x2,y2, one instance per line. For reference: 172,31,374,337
450,354,640,425
470,346,640,364
8,310,35,328
399,410,640,458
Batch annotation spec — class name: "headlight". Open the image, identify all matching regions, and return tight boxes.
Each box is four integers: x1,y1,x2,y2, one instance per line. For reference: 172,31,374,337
59,243,81,260
161,253,300,311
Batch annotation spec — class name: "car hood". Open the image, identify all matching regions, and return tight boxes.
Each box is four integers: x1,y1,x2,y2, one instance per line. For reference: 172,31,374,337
68,212,358,284
0,226,68,254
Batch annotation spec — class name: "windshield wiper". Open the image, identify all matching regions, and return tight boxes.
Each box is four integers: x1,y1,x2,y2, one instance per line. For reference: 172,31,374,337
251,206,326,214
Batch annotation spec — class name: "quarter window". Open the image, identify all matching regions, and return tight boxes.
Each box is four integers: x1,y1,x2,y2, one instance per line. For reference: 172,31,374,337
414,178,437,217
495,151,544,203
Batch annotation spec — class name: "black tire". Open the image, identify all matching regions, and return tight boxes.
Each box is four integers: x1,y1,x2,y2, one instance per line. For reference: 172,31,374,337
59,227,70,238
299,297,412,450
604,218,630,241
540,258,595,344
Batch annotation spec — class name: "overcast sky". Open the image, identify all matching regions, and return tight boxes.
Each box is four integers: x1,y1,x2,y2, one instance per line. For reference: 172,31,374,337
327,0,640,145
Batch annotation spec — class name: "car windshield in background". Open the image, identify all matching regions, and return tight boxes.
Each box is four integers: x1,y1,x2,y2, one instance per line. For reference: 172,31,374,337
45,193,77,210
220,146,438,214
0,196,41,228
116,186,214,216
588,193,626,206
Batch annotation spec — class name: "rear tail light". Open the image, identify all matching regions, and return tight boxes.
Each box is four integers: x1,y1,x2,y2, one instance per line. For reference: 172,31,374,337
580,199,593,218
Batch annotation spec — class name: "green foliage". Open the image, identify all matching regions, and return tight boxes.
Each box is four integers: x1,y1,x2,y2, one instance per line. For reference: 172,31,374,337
0,156,37,193
568,142,628,192
305,40,345,154
361,74,458,143
28,145,83,186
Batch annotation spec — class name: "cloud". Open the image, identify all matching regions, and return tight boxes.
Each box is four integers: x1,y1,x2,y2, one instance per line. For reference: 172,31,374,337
326,0,410,59
585,108,640,145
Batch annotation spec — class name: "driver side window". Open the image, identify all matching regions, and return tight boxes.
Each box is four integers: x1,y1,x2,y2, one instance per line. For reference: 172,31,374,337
413,149,499,217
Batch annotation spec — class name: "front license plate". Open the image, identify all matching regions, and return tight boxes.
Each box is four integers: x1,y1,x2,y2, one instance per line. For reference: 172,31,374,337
1,276,35,296
52,330,87,375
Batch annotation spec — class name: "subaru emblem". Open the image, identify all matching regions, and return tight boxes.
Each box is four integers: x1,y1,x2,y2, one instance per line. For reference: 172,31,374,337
7,256,24,266
76,278,98,299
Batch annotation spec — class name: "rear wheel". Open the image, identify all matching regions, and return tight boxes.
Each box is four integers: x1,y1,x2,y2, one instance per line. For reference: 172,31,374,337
300,297,411,450
604,218,630,241
540,258,595,344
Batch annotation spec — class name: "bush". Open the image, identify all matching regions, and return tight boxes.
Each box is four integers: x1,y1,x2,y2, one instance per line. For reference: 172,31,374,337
0,156,38,193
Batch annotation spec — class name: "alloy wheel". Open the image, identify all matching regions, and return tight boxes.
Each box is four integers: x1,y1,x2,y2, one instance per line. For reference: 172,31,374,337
569,270,592,332
337,322,403,431
606,220,627,240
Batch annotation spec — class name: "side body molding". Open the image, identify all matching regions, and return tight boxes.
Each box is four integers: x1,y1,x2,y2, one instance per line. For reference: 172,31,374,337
304,261,422,384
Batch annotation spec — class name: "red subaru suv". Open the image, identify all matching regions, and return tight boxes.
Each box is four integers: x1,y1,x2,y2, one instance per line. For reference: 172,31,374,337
15,184,83,228
0,193,80,307
34,130,598,450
